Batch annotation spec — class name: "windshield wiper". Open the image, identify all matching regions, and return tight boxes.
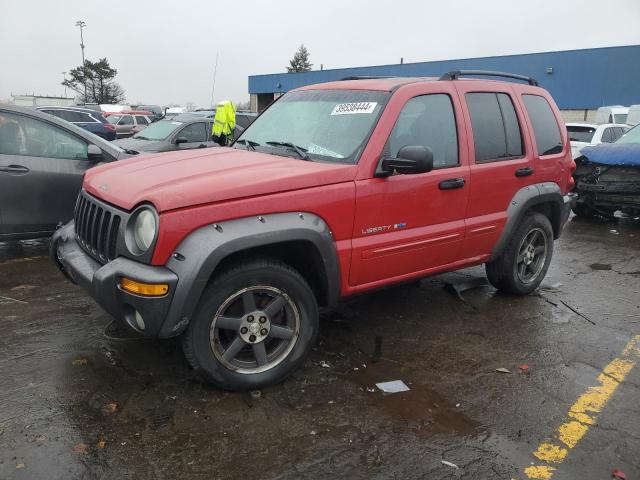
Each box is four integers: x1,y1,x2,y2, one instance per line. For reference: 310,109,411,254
265,141,310,160
135,135,150,140
236,139,260,151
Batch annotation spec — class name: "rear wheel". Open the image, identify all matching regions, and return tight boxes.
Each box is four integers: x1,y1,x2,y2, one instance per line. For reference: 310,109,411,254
182,259,318,391
486,213,553,295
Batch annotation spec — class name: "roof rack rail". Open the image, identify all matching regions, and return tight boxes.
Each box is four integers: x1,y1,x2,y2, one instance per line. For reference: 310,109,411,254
340,75,395,81
439,70,539,86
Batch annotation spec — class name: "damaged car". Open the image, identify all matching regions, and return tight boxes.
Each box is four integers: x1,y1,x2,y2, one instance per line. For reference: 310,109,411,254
573,124,640,219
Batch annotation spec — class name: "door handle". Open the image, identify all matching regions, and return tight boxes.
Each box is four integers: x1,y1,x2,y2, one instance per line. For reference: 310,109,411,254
198,144,207,148
0,165,30,174
438,178,465,190
515,167,534,177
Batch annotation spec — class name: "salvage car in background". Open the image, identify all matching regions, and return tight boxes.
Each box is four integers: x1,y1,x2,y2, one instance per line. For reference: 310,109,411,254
107,113,153,138
0,104,134,240
36,106,117,141
113,114,248,153
573,124,640,219
566,122,628,159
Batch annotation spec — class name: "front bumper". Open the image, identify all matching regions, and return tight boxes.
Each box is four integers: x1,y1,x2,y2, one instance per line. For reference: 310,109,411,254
51,222,179,337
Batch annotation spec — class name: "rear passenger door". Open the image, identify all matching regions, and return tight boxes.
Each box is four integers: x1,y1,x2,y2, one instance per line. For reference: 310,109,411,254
350,87,470,287
456,84,534,258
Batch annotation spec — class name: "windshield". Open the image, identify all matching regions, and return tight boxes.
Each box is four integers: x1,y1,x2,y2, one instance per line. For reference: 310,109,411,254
235,89,389,163
567,126,596,143
616,124,640,144
107,115,121,124
133,120,182,140
614,113,628,124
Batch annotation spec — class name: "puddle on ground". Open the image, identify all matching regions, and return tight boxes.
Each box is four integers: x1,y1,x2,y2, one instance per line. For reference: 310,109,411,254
348,361,478,435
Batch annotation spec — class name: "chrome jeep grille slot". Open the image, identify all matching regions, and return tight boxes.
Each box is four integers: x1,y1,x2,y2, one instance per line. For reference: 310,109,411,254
74,192,123,263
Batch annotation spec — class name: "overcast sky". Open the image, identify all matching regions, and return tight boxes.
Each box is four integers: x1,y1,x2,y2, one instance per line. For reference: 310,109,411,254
1,0,639,108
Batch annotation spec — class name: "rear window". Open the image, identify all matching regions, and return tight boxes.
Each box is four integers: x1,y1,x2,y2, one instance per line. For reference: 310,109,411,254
522,95,563,156
466,92,523,162
614,113,628,124
567,126,596,143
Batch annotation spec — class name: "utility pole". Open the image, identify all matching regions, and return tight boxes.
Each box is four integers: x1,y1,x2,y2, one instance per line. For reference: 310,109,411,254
61,72,67,97
75,20,87,102
210,52,219,109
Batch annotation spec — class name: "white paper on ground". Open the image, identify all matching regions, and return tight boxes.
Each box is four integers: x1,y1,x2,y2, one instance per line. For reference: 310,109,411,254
375,380,410,393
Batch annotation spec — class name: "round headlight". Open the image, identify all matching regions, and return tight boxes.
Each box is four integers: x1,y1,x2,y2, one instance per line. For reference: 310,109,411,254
134,209,157,252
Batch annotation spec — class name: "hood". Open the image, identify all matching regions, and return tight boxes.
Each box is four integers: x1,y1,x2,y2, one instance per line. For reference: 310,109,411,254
113,137,166,153
84,147,357,212
581,143,640,167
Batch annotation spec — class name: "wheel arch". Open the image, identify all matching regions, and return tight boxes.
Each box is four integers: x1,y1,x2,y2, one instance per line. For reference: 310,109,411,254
158,212,340,338
492,182,565,259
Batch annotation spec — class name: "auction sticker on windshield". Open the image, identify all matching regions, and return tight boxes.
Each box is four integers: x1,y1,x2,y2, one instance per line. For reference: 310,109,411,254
331,102,377,115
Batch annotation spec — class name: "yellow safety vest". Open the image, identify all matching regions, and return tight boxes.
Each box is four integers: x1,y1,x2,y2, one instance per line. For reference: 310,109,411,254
212,101,236,137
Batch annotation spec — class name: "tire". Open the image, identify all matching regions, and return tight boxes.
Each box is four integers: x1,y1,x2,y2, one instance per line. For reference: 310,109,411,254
182,259,318,391
486,213,554,295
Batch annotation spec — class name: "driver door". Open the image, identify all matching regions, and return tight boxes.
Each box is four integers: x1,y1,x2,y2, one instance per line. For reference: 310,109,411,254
350,89,470,287
0,109,92,237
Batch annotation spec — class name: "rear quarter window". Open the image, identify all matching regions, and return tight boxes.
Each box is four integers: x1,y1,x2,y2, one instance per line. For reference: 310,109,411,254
522,94,563,156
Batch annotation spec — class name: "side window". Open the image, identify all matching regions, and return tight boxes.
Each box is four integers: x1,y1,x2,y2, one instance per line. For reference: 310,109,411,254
466,92,523,162
611,127,624,142
0,111,87,160
387,94,458,168
119,115,134,125
601,128,613,143
522,94,563,156
179,122,206,143
135,116,149,125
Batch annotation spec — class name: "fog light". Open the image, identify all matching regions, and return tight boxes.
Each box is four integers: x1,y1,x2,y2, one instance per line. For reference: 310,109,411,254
134,310,146,330
120,277,169,296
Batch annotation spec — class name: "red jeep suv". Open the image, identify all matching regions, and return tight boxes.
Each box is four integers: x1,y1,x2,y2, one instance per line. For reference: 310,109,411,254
52,71,576,390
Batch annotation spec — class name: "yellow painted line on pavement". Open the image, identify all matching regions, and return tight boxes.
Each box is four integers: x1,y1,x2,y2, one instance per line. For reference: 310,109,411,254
524,334,640,480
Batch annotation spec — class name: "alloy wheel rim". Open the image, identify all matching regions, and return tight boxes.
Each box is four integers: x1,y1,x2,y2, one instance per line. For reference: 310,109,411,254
516,227,548,284
210,286,300,374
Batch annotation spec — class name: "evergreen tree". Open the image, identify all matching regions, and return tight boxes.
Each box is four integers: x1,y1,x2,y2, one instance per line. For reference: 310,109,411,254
63,58,126,104
287,45,313,73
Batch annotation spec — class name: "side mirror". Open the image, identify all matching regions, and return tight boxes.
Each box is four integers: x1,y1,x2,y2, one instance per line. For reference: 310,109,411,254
175,136,188,145
381,145,434,175
87,144,104,162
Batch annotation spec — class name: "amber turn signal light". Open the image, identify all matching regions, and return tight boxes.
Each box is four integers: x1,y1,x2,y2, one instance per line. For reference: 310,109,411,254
120,277,169,296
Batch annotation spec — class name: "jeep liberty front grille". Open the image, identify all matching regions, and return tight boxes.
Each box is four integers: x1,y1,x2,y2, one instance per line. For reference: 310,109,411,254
74,191,122,263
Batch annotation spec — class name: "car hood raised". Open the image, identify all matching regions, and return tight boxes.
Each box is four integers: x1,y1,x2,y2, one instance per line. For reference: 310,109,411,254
84,147,357,212
113,137,166,153
581,143,640,167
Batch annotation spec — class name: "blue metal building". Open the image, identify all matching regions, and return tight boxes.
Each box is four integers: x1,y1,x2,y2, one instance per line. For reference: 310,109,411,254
249,45,640,112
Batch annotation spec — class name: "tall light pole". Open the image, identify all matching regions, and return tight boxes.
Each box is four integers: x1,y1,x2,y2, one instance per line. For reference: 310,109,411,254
75,20,87,102
61,72,67,97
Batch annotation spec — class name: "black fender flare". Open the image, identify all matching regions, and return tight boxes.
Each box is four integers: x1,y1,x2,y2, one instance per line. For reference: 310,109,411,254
491,182,567,259
158,212,340,337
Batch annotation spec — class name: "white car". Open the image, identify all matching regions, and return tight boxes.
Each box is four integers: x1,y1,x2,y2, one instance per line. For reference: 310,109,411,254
566,122,628,159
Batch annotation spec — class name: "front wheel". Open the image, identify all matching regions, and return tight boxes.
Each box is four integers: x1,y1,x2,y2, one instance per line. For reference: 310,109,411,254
182,259,318,391
486,213,554,295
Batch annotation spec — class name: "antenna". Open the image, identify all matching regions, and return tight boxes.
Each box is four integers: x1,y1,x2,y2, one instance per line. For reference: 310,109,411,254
210,52,219,109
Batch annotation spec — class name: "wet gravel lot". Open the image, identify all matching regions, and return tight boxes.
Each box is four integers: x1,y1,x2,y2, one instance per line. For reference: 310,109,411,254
1,216,639,480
